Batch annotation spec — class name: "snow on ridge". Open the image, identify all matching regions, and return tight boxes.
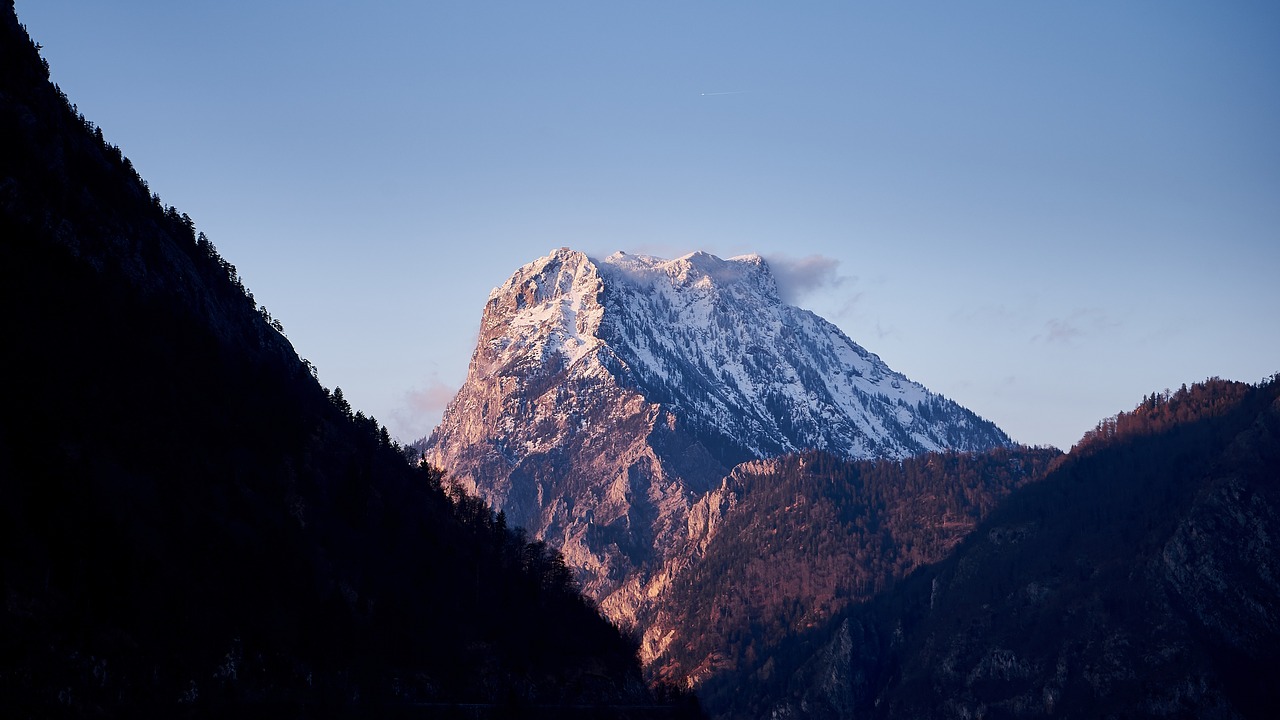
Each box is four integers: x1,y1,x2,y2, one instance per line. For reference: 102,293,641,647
481,247,1009,460
590,249,1007,458
486,248,604,371
598,250,779,301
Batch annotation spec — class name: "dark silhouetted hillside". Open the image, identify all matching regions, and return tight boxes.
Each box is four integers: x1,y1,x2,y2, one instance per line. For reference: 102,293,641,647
736,377,1280,719
0,4,700,716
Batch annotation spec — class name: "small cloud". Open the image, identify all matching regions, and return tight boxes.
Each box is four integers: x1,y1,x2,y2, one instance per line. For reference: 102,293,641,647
408,381,457,416
765,254,850,304
1035,309,1119,344
392,375,460,443
1044,317,1083,343
950,303,1025,326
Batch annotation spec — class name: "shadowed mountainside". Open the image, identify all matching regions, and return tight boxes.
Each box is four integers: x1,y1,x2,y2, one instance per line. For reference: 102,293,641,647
0,5,699,715
726,377,1280,719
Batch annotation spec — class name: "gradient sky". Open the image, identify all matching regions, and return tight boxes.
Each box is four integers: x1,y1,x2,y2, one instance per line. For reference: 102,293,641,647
17,1,1279,450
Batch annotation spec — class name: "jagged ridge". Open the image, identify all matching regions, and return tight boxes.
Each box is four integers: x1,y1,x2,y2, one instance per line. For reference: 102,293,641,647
594,249,1009,461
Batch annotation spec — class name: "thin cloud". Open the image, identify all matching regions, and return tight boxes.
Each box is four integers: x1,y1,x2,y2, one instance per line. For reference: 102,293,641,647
950,302,1032,326
1044,317,1083,343
393,376,460,443
765,253,849,305
1035,309,1120,344
408,381,457,416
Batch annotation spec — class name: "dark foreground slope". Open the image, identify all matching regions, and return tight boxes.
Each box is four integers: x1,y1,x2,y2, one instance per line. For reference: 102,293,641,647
0,5,693,715
739,378,1280,719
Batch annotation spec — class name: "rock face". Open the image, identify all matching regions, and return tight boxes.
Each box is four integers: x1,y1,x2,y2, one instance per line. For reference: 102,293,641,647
424,248,1010,621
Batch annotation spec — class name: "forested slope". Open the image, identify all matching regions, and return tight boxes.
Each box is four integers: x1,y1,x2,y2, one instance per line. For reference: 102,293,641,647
0,4,690,715
744,377,1280,719
648,447,1059,707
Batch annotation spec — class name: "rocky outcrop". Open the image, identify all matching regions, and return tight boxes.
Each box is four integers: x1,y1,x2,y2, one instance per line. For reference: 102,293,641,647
425,249,728,605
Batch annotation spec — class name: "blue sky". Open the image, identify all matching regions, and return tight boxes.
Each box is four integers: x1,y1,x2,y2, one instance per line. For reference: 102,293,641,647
18,1,1279,449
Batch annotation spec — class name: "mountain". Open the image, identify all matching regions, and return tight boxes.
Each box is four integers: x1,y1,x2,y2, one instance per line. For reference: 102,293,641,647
729,377,1280,719
645,446,1061,699
421,244,1280,718
0,6,693,715
424,248,1011,640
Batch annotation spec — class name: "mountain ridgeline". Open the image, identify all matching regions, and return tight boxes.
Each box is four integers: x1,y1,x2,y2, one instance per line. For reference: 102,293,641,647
0,5,696,715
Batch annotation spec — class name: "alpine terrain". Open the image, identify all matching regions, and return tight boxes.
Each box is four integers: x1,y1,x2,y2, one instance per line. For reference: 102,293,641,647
424,248,1011,644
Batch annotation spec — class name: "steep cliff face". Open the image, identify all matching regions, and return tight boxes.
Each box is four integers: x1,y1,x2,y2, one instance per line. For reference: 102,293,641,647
425,249,731,602
425,248,1010,617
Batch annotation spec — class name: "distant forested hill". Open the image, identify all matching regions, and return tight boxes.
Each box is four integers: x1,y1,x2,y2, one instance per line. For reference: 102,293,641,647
732,377,1280,719
0,3,695,715
645,447,1059,708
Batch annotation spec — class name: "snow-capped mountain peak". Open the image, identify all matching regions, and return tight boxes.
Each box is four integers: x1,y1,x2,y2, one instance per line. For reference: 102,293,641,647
481,247,604,372
425,247,1009,613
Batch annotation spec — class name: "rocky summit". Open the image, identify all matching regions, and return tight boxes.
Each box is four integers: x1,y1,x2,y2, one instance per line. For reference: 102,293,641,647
424,248,1010,631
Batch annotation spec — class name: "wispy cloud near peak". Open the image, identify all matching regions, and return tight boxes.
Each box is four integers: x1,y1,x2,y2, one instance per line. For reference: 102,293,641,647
765,253,848,305
1035,308,1121,345
392,375,459,443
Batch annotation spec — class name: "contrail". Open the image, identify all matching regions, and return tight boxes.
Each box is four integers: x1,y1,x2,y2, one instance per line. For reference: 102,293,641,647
700,91,746,96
